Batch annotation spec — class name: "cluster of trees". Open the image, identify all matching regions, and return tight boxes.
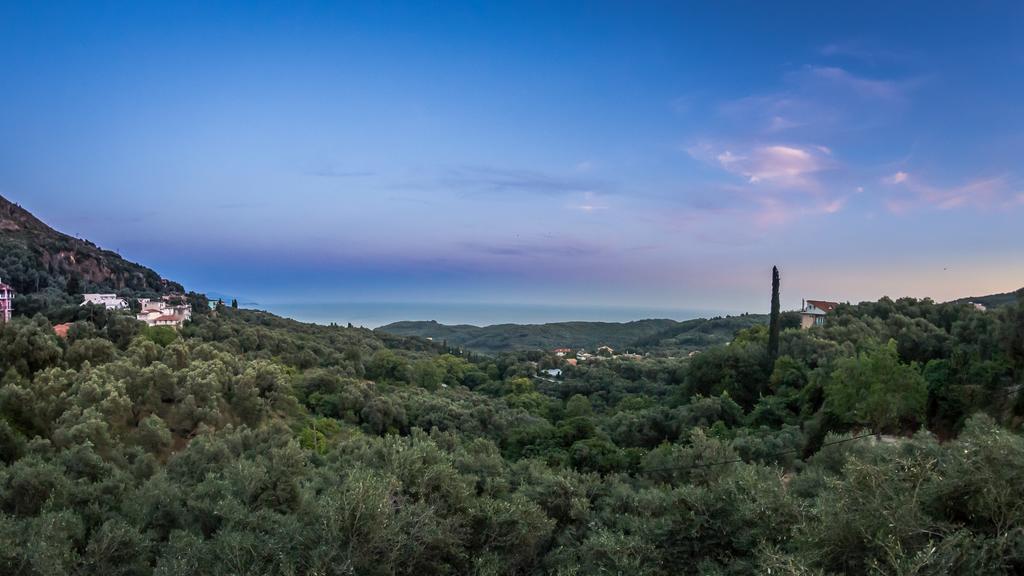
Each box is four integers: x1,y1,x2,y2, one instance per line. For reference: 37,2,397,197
378,315,770,356
1,291,1023,574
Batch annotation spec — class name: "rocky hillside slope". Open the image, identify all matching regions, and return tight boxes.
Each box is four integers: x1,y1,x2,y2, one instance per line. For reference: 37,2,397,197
0,194,181,301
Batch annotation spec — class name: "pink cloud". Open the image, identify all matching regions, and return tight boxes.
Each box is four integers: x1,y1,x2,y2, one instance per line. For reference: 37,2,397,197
716,66,914,137
882,172,1020,212
750,194,847,226
885,171,909,184
690,142,834,190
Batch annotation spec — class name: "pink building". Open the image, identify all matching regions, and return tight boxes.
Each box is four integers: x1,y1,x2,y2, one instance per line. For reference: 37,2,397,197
0,278,13,323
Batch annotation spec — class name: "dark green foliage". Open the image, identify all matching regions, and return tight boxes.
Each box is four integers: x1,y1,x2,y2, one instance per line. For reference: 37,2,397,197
379,314,769,356
0,262,1023,573
0,315,62,379
378,318,681,354
825,340,928,433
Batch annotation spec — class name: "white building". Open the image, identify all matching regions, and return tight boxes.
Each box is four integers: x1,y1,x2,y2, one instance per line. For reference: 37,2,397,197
137,296,192,328
800,299,839,329
82,293,129,310
0,278,13,323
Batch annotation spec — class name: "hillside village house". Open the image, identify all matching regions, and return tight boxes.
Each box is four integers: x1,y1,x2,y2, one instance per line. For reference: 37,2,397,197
0,278,12,323
137,296,192,328
800,299,839,329
82,293,129,310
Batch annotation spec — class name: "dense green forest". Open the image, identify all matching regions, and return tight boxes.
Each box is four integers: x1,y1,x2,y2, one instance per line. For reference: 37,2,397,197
2,201,1023,574
377,318,680,354
378,314,768,355
2,282,1024,574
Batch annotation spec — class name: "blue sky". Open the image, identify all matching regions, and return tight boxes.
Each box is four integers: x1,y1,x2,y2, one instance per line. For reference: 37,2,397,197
2,1,1022,314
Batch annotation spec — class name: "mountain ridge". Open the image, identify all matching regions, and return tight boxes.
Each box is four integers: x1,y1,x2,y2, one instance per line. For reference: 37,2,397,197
0,195,182,311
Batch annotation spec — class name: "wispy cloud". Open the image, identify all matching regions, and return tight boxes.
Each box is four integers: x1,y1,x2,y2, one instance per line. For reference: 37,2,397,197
681,61,921,229
885,171,909,184
688,142,834,190
437,165,605,197
802,65,909,100
716,65,915,136
749,194,847,226
308,168,376,178
574,160,594,173
882,172,1022,212
459,238,604,259
819,40,917,67
566,191,609,213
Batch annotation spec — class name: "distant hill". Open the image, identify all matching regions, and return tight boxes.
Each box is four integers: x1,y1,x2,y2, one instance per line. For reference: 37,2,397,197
0,195,181,312
951,288,1022,310
377,318,679,354
377,314,770,355
629,313,771,354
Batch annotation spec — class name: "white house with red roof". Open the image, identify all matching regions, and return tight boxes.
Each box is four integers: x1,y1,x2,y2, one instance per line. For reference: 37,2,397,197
137,296,192,328
800,299,839,329
0,278,13,323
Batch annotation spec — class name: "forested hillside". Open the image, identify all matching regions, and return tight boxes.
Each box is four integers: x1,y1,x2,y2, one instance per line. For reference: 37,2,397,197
2,278,1024,573
0,195,181,315
952,289,1022,309
3,197,1024,574
377,315,767,355
377,318,678,354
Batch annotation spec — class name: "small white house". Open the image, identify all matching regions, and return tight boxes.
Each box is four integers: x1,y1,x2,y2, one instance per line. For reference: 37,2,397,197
800,299,839,329
82,293,129,310
543,368,563,378
137,296,192,328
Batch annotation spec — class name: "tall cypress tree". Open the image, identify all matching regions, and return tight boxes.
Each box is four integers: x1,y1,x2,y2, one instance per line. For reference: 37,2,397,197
768,265,781,367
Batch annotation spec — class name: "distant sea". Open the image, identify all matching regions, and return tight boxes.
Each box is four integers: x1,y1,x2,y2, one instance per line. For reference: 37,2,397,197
259,301,733,329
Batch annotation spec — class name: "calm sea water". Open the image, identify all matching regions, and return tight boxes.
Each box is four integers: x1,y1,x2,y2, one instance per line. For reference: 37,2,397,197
259,301,730,329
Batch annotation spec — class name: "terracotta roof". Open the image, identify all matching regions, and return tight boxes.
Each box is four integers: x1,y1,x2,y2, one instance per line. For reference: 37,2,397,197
53,323,72,338
806,300,839,313
154,315,180,322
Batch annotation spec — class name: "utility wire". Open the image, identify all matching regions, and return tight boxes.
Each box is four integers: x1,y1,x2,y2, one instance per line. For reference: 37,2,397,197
640,432,877,474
